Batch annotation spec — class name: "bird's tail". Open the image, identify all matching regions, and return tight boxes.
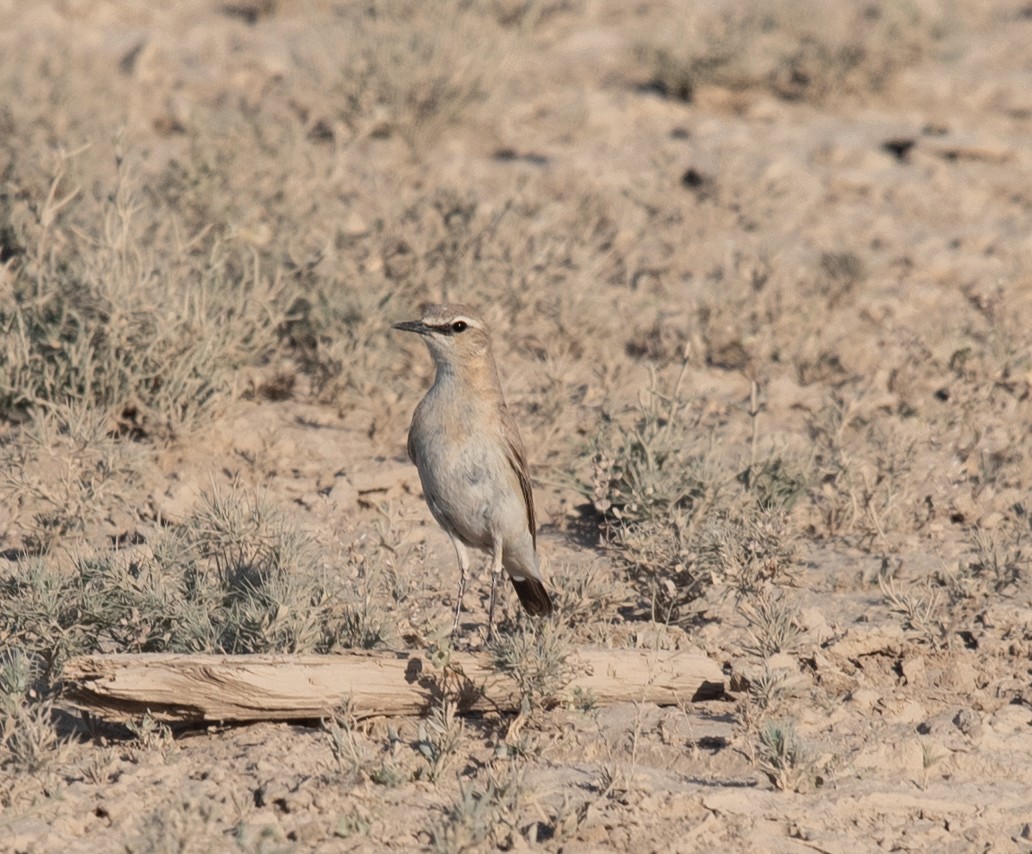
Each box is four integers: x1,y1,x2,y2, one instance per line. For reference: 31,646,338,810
510,576,553,616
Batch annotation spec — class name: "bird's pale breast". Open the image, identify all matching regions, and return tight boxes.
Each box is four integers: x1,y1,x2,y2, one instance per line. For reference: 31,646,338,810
410,391,527,555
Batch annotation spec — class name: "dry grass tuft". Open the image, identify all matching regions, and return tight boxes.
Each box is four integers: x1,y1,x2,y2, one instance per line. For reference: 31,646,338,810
0,163,287,438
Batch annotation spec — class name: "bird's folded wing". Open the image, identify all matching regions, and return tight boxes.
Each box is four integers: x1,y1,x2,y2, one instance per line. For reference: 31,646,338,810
502,412,536,550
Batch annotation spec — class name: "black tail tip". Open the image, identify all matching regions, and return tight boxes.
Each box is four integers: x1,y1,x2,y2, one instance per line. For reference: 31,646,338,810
511,577,553,616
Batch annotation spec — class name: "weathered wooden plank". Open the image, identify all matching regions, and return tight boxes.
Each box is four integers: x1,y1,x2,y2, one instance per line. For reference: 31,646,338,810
62,648,726,723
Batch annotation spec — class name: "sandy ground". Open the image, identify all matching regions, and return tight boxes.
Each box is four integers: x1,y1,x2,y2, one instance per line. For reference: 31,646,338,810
2,0,1032,851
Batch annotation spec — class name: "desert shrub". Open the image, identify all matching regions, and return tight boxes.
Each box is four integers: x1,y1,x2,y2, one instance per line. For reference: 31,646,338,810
806,396,926,546
0,648,69,778
0,560,96,680
696,507,802,599
575,362,809,622
0,403,143,554
573,364,729,619
323,0,505,150
0,485,395,685
881,512,1031,647
756,719,814,791
958,521,1028,596
737,457,809,513
739,588,803,658
583,364,716,530
548,561,623,635
640,0,950,104
879,574,946,647
414,694,466,783
0,165,287,437
614,510,709,624
430,767,527,853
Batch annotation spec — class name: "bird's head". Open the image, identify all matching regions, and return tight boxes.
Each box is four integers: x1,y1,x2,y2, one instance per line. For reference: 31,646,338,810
392,303,493,370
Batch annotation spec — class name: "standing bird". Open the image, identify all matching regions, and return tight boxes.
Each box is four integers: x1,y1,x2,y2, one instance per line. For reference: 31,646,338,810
393,303,553,638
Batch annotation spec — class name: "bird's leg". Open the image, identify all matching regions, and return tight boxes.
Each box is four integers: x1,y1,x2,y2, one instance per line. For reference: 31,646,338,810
451,539,471,639
486,542,505,642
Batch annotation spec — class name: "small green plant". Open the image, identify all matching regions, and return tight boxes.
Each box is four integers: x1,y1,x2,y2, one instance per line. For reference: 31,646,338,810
126,713,175,755
879,574,946,647
415,694,465,783
0,650,68,778
739,589,802,658
429,768,527,853
325,699,373,781
490,618,579,710
698,506,802,598
570,686,599,713
756,719,812,791
746,666,797,716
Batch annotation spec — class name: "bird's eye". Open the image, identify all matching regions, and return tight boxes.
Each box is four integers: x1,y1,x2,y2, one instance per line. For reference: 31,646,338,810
451,320,468,333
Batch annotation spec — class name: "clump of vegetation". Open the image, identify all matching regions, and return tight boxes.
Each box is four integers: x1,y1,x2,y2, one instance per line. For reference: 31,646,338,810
0,403,143,554
576,364,806,623
574,364,723,618
490,618,580,710
756,719,815,792
739,588,803,658
880,512,1030,647
0,163,287,438
414,694,466,783
0,485,395,683
879,574,947,647
123,795,227,854
429,767,528,853
640,0,951,104
956,522,1029,598
584,364,714,530
325,699,410,788
806,397,925,546
326,1,504,151
548,561,623,636
0,649,69,779
696,506,803,599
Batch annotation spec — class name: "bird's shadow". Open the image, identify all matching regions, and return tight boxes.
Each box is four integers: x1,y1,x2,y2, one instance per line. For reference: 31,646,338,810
552,502,606,550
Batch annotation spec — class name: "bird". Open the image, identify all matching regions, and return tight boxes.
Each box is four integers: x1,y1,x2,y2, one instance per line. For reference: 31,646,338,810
393,303,553,639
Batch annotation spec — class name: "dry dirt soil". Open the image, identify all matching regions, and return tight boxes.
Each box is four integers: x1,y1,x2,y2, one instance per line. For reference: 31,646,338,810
2,1,1032,852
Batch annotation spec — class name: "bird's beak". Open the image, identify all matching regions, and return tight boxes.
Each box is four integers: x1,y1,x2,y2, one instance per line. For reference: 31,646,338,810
392,319,430,335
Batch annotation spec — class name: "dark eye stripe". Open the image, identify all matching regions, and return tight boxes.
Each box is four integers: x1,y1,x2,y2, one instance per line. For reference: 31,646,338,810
430,319,471,335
